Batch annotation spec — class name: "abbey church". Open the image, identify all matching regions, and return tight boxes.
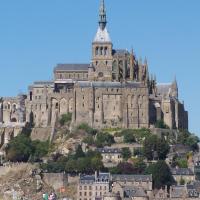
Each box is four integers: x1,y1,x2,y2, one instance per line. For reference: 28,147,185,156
0,0,188,131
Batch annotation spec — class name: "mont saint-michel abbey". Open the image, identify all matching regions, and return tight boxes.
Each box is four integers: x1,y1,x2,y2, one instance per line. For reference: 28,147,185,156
0,0,188,131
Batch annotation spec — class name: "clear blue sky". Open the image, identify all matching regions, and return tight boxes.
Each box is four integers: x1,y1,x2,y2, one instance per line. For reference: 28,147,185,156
0,0,199,135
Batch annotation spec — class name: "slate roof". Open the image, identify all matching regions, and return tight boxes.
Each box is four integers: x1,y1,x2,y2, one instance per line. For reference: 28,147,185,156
80,175,95,184
54,64,89,72
113,49,129,56
77,81,142,88
97,148,122,154
80,172,110,184
171,168,194,176
112,174,152,182
170,186,185,198
157,83,172,96
123,186,147,198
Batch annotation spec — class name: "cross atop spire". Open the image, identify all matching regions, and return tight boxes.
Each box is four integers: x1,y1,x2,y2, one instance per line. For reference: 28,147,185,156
99,0,107,30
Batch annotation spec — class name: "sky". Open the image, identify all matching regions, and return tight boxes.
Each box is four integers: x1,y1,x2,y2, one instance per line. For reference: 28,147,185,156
0,0,199,135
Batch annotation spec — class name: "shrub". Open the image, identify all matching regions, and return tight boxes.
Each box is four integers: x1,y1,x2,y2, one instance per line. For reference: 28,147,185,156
155,120,169,129
121,147,132,160
123,130,136,143
95,132,115,147
83,135,95,145
6,134,33,162
59,113,72,126
77,123,97,135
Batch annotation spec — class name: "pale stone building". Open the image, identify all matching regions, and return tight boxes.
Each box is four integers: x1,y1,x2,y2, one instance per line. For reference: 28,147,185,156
171,168,195,185
0,0,188,132
97,148,123,167
77,172,110,200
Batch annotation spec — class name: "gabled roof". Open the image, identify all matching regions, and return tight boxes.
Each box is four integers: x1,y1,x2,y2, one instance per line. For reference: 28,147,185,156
171,168,194,176
113,49,129,56
97,148,122,154
112,174,152,182
54,64,89,72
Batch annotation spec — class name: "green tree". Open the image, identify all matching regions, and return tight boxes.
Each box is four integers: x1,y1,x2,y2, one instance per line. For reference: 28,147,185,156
143,135,170,160
155,120,169,129
176,158,188,168
77,157,91,173
145,161,175,189
123,130,136,143
77,123,97,135
6,134,33,162
91,156,104,171
74,145,85,159
65,159,78,173
31,140,49,161
134,158,147,174
186,135,199,151
121,147,132,160
59,113,72,126
83,135,95,145
95,132,115,147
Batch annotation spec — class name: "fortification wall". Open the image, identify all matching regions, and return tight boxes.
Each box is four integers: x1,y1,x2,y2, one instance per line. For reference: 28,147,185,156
31,127,52,141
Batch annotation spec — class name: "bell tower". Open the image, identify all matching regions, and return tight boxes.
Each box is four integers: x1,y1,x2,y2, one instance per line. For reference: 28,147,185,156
89,0,113,81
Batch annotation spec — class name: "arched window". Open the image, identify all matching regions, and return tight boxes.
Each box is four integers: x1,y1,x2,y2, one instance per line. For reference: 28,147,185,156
105,47,108,55
30,91,33,101
95,47,98,55
100,47,103,55
55,103,59,109
13,104,16,112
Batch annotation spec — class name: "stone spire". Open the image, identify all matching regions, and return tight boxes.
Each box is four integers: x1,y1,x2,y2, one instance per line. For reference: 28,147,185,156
172,76,178,98
94,0,111,43
99,0,107,30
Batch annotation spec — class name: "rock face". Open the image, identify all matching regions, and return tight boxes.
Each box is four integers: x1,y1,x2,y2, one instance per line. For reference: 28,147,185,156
0,163,53,200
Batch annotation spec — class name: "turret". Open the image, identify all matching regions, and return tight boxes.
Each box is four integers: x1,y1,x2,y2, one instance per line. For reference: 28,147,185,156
171,77,178,99
129,48,135,81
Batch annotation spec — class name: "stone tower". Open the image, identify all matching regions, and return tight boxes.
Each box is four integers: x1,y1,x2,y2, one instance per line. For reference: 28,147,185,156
89,0,113,81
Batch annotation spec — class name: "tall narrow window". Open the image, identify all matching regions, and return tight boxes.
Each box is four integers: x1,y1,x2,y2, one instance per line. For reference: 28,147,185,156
95,47,98,55
105,47,108,55
30,91,33,101
100,47,103,55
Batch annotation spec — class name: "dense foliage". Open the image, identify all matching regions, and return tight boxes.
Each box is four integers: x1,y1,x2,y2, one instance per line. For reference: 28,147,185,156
6,133,49,162
40,147,104,173
143,135,170,160
109,159,146,175
121,147,132,160
95,132,115,147
155,120,169,129
77,123,98,135
145,161,175,189
59,113,72,126
177,130,199,151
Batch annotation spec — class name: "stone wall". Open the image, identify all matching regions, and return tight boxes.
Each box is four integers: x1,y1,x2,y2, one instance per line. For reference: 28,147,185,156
31,127,52,141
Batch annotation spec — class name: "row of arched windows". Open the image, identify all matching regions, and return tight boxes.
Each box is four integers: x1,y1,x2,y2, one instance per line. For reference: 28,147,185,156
95,46,109,56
